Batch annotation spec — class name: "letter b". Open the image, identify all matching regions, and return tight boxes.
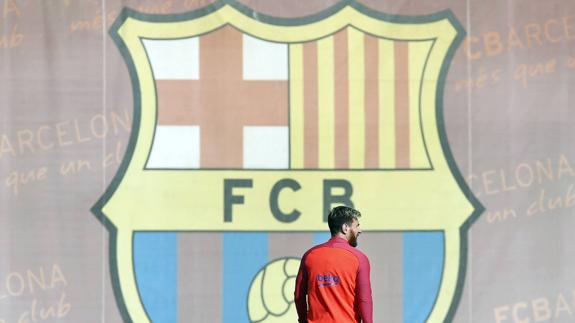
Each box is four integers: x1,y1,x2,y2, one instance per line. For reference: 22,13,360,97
531,298,551,322
323,179,354,222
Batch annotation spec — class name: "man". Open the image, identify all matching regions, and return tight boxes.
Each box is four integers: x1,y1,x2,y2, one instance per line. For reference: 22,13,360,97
294,206,373,323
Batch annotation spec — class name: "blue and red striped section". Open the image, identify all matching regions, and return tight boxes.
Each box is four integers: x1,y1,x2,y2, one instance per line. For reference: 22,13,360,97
132,231,444,323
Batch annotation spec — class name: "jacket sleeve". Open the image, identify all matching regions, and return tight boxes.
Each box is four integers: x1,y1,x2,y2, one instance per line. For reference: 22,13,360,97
294,259,308,323
356,254,373,323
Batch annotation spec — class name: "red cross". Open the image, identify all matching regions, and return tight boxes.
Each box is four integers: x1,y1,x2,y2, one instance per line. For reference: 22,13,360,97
156,26,288,168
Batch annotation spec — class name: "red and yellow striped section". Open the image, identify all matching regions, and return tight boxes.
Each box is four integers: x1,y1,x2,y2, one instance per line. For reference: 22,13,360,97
290,27,433,170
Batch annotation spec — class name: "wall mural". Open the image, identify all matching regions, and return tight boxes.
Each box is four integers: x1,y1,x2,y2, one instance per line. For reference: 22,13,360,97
1,0,574,322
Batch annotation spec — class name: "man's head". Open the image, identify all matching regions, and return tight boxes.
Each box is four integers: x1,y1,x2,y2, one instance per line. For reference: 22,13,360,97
327,206,362,247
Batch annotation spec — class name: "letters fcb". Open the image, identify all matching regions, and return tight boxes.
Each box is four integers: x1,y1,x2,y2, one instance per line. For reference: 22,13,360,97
224,178,354,223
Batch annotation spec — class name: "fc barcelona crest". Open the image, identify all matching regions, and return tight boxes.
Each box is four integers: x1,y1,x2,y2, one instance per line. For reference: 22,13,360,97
92,1,483,322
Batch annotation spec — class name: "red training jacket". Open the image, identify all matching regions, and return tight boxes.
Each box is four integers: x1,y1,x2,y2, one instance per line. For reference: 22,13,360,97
294,236,373,323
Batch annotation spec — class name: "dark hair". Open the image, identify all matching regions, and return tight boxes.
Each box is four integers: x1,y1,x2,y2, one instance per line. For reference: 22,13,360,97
327,206,361,236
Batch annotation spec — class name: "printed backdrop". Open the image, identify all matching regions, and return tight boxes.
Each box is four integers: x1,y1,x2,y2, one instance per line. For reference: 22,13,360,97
0,1,574,323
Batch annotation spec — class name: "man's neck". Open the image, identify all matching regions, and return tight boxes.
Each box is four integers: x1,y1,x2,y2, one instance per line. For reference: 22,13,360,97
333,233,348,242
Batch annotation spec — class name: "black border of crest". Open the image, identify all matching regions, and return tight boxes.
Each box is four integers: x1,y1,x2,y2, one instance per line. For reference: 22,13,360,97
91,1,485,322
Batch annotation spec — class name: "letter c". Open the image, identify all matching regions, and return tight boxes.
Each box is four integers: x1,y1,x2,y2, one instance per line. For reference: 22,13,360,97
512,302,530,323
270,179,301,223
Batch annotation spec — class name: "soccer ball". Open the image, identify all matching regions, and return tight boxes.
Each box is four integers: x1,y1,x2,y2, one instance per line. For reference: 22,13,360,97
247,257,301,322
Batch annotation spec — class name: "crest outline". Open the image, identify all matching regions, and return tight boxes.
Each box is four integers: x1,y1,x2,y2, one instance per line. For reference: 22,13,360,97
92,1,484,322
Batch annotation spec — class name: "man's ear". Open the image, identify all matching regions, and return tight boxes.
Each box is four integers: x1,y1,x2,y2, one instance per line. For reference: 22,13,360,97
341,223,348,234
